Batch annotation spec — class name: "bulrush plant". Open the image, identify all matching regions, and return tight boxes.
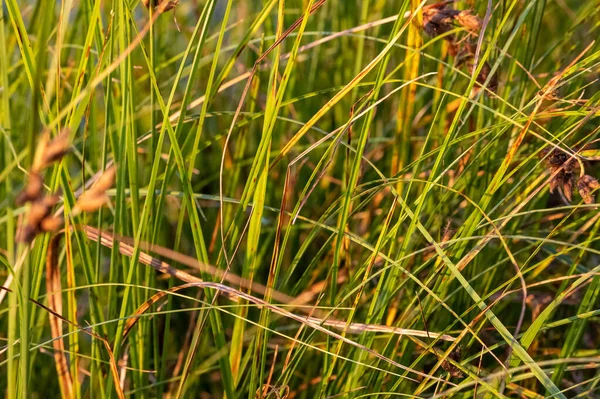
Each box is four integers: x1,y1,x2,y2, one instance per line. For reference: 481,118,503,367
422,1,498,94
540,146,600,205
15,130,115,243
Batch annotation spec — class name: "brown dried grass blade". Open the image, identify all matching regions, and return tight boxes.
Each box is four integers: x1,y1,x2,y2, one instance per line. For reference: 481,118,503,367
122,288,172,341
118,282,452,384
83,225,297,304
82,225,455,343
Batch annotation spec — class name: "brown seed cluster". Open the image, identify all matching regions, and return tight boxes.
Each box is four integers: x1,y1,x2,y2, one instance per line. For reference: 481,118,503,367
577,174,600,205
18,195,63,243
141,0,178,12
540,147,600,204
440,346,464,379
16,130,116,243
16,131,70,206
423,6,481,40
422,2,498,94
72,167,116,214
16,130,70,243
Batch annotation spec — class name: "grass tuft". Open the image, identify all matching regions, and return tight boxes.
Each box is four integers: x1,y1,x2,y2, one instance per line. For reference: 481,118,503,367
1,0,600,397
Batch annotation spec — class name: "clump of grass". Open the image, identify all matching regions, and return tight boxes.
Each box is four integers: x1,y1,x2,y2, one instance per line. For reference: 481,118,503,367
1,0,600,398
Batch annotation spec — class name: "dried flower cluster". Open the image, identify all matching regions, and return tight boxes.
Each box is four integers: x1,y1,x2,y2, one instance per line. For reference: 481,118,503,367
72,167,116,214
540,147,600,204
440,346,464,379
141,0,178,12
422,2,498,94
16,130,70,243
577,174,600,205
423,6,481,40
16,131,69,206
16,130,116,243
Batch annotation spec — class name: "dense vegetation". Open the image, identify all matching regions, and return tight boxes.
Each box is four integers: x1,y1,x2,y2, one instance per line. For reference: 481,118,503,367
1,0,600,397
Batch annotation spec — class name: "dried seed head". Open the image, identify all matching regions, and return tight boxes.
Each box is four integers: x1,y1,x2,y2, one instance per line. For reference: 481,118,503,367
28,201,51,227
16,172,44,206
455,41,499,95
549,174,560,194
441,347,464,379
15,129,68,242
578,174,600,204
28,195,59,226
447,41,460,56
423,6,481,38
454,10,482,32
481,62,498,93
441,221,454,242
17,225,37,244
551,169,575,201
18,195,62,243
93,166,116,193
420,4,496,96
562,176,574,202
43,195,60,208
142,0,178,12
423,7,459,38
40,216,64,233
538,87,560,101
466,61,498,93
32,130,70,172
42,130,70,167
541,147,577,172
73,167,116,214
32,132,50,172
74,194,110,213
159,0,178,12
540,147,580,203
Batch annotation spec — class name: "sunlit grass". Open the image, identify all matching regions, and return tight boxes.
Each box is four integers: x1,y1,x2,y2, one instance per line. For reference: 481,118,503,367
1,0,600,397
